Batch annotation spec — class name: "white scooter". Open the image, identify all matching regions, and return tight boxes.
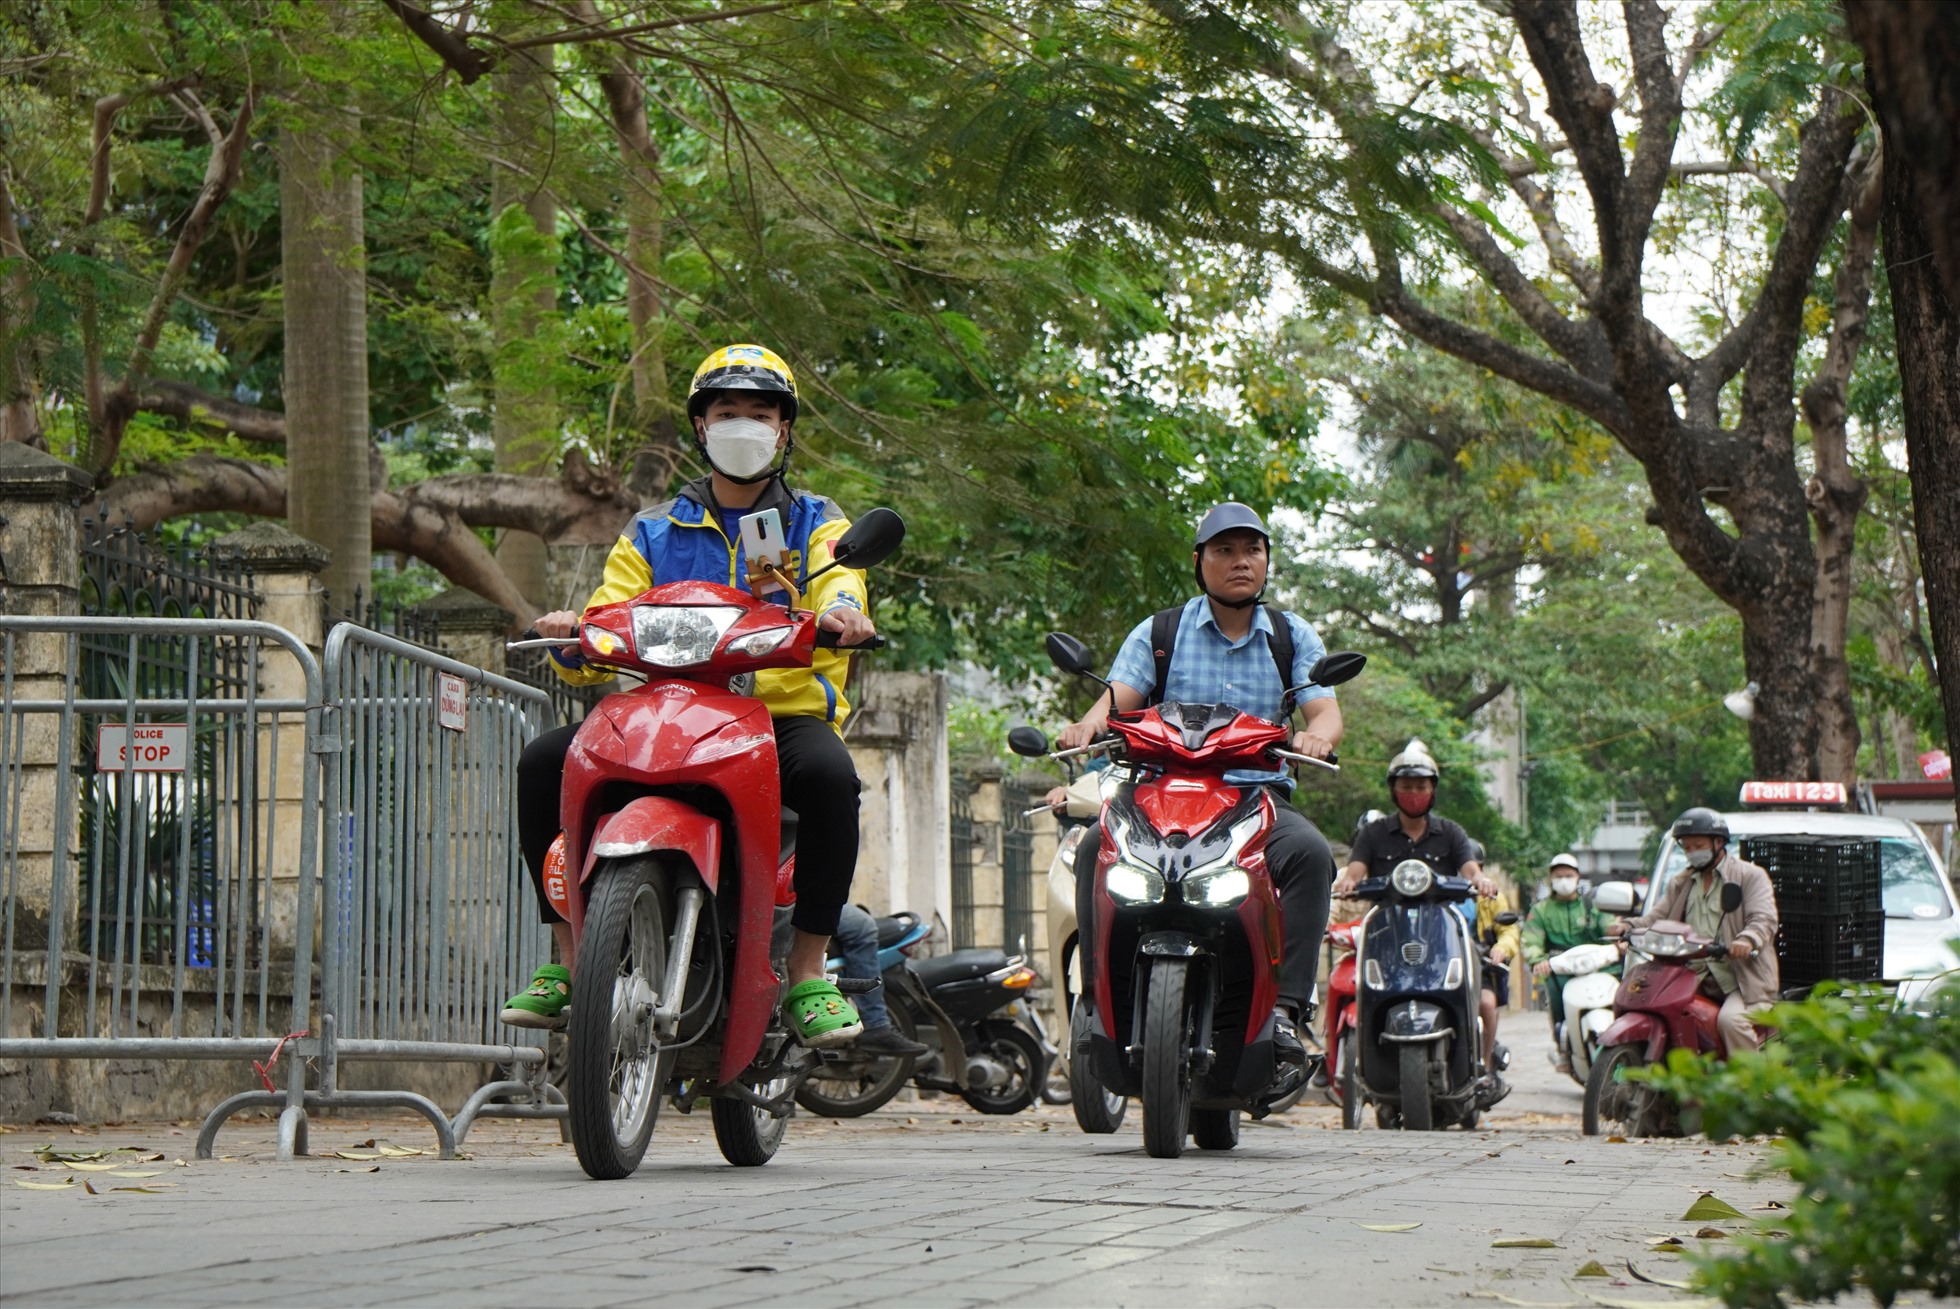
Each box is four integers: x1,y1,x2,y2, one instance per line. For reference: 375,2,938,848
1030,770,1128,1131
1547,940,1623,1084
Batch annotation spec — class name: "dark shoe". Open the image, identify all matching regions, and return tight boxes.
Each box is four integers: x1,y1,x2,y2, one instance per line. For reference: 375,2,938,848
1475,1072,1512,1108
1272,1009,1308,1067
854,1024,929,1057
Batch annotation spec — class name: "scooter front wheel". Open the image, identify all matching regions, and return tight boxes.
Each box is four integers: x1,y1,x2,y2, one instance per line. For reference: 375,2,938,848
712,1072,792,1166
959,1021,1045,1115
1067,1001,1127,1134
1398,1042,1434,1131
1140,962,1195,1159
565,858,676,1180
1583,1042,1649,1137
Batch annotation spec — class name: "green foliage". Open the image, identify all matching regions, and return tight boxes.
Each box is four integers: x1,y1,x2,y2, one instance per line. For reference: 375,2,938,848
1635,985,1960,1307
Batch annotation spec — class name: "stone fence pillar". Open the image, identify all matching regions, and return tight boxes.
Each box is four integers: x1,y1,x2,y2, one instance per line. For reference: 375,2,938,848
842,671,950,922
0,445,91,951
408,588,514,676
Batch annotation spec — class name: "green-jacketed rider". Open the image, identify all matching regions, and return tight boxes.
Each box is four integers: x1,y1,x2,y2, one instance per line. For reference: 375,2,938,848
1521,852,1616,1075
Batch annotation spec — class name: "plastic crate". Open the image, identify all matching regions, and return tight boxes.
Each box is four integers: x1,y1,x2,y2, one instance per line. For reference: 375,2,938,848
1741,835,1883,917
1776,908,1884,991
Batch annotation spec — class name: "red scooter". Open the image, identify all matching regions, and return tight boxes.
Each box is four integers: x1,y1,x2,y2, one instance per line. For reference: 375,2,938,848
1011,634,1364,1159
1582,881,1750,1137
518,509,904,1179
1322,917,1366,1128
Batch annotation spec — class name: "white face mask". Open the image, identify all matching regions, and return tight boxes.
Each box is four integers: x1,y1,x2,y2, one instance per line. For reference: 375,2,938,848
1550,875,1580,897
1685,846,1718,870
703,417,782,480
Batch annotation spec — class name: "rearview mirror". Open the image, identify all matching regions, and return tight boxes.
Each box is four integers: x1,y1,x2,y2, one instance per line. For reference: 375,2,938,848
1593,881,1637,914
1721,881,1744,914
1007,726,1049,758
1306,651,1367,688
1045,632,1096,678
1495,910,1521,927
831,508,906,570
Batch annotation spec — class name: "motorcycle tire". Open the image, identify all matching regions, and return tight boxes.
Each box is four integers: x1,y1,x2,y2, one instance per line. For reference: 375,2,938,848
1191,1108,1240,1150
1397,1042,1434,1132
711,1071,792,1166
959,1021,1045,1115
1459,1105,1482,1131
794,1001,917,1119
565,857,678,1180
1583,1042,1647,1137
1140,961,1195,1159
1338,1032,1364,1131
1068,1002,1127,1134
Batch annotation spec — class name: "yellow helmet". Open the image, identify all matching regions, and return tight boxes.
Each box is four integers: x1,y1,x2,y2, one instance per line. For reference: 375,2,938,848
688,344,798,424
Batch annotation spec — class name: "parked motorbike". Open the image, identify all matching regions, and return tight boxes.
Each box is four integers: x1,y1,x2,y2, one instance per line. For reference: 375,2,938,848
509,508,904,1179
1031,772,1130,1132
1350,859,1504,1131
1583,882,1750,1137
1323,917,1366,1129
1547,940,1623,1085
793,915,1057,1119
1012,632,1366,1159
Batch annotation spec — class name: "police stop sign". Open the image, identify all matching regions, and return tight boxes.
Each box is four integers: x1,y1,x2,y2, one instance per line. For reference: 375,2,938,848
97,723,189,772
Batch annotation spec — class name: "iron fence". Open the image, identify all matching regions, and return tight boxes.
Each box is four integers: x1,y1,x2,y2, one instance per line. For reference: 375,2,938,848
1001,781,1036,956
949,786,976,949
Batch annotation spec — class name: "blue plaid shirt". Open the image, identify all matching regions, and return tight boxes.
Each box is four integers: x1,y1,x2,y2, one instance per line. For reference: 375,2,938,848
1107,596,1335,790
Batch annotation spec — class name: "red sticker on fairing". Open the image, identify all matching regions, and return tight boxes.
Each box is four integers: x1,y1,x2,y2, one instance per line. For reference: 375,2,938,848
543,834,571,918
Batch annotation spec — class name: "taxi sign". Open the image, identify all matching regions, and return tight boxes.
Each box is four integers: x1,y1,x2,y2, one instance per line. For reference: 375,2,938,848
97,723,189,772
1738,779,1847,808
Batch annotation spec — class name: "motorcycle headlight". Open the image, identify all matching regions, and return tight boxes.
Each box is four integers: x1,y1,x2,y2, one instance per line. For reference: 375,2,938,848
631,605,742,667
1632,929,1689,957
725,625,795,658
1183,867,1250,907
1105,863,1166,906
1390,859,1434,898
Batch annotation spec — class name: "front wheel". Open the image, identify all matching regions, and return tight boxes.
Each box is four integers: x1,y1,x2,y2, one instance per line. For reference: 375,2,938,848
1068,1001,1127,1134
1583,1042,1649,1137
959,1022,1045,1115
565,859,677,1180
1397,1043,1434,1132
1140,962,1196,1159
1338,1031,1364,1131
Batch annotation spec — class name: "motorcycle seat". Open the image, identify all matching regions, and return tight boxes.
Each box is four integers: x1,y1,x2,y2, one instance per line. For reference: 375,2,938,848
909,947,1011,988
875,913,920,949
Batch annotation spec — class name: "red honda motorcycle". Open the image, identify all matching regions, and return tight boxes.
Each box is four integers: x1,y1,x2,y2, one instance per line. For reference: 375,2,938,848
516,509,903,1179
1011,633,1364,1159
1582,882,1750,1137
1322,917,1366,1129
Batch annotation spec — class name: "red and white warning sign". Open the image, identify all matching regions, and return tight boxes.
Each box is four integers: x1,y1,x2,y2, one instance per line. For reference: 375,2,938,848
437,672,468,732
1923,749,1953,782
96,723,189,773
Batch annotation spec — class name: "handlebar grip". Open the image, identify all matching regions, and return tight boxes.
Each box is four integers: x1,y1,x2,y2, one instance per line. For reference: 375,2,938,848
815,630,888,650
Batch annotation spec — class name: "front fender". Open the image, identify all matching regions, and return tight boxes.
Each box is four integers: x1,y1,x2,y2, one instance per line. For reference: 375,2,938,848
1598,1011,1667,1063
1381,999,1452,1043
587,796,721,893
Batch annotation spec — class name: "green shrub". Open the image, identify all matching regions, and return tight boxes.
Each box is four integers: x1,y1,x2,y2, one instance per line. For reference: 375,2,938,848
1634,983,1960,1307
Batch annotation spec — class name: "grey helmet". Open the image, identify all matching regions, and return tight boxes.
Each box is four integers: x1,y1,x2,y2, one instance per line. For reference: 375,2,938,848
1669,806,1729,842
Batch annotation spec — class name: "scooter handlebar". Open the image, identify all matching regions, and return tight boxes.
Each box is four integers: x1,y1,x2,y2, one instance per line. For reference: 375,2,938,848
1271,748,1339,771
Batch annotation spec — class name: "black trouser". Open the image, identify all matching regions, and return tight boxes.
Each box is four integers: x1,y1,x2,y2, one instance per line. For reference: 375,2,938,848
1073,801,1334,1014
517,714,862,938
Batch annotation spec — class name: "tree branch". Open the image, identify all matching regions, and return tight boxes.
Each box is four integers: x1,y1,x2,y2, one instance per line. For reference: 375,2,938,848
380,0,497,83
371,489,537,623
1456,678,1514,720
1510,0,1628,278
134,379,287,443
1433,201,1609,375
496,1,809,51
86,77,199,226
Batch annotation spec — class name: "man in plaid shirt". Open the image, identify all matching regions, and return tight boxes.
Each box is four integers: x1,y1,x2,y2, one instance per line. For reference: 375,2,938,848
1055,503,1344,1076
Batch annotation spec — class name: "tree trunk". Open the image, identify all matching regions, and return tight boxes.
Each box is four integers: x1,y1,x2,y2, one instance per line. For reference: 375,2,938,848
280,116,373,613
1879,159,1960,777
0,167,41,447
487,51,560,613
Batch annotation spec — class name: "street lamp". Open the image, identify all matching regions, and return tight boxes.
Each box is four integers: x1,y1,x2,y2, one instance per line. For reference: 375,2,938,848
1723,681,1759,722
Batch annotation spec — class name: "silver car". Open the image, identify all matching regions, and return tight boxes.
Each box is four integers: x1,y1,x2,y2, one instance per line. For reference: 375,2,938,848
1646,811,1958,1003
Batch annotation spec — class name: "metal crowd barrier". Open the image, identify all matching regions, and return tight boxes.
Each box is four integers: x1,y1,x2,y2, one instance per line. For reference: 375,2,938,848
0,616,565,1159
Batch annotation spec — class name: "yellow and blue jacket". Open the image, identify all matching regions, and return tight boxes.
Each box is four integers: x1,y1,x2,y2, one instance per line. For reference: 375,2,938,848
550,476,868,730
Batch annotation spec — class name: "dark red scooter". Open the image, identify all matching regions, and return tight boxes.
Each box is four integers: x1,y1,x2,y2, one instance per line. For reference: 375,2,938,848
1011,634,1365,1159
515,509,903,1179
1322,917,1366,1128
1582,881,1753,1137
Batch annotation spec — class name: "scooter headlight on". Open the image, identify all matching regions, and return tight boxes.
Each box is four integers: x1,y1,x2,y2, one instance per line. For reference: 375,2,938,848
1631,929,1691,957
1390,858,1435,898
631,605,743,667
725,625,794,658
1105,863,1166,906
1183,867,1250,907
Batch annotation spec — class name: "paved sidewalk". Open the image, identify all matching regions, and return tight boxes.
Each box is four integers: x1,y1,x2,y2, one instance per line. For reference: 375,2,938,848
2,1023,1790,1308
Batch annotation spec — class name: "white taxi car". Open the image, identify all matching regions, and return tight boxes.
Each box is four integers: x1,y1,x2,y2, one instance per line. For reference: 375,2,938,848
1641,782,1957,1003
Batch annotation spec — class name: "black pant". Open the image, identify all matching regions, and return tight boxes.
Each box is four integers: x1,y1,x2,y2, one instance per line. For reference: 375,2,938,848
517,714,862,938
1073,800,1333,1013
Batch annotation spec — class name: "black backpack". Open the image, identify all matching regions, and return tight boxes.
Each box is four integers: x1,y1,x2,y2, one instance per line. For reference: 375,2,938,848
1148,604,1299,718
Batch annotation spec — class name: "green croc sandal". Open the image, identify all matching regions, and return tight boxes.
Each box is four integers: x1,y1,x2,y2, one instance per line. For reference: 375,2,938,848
784,978,863,1049
501,964,571,1029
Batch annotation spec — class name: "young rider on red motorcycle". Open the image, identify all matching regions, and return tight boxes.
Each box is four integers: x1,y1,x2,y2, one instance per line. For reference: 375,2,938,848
500,344,876,1049
1333,743,1507,1092
1053,502,1344,1079
1605,807,1780,1052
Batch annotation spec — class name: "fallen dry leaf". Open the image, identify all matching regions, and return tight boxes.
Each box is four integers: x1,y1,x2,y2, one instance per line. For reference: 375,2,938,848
82,1179,98,1195
1625,1261,1695,1290
15,1178,76,1190
1492,1237,1559,1248
109,1185,176,1193
1574,1261,1610,1279
1694,1227,1728,1240
1358,1222,1423,1232
331,1150,382,1161
1681,1195,1746,1222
